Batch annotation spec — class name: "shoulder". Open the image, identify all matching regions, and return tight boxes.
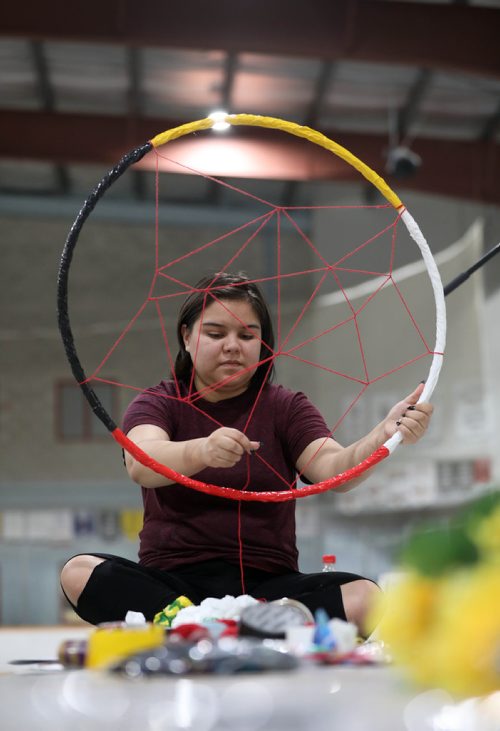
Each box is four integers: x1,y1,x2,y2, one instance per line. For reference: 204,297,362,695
150,380,180,397
260,384,322,426
123,380,182,432
264,383,296,402
131,380,182,403
266,383,316,410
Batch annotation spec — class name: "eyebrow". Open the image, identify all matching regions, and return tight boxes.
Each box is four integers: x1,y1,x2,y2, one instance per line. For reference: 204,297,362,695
201,321,261,330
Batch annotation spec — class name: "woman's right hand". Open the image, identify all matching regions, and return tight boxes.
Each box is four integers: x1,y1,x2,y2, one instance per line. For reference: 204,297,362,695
200,427,260,468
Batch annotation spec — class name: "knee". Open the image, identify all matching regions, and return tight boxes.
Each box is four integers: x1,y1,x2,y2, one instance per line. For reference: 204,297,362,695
341,579,382,638
60,555,105,606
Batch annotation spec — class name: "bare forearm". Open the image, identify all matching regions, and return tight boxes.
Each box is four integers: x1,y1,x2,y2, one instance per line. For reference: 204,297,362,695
127,438,207,488
328,424,386,493
300,386,433,493
125,425,259,488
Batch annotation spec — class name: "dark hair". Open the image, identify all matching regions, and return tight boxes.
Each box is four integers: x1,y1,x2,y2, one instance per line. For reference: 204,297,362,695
174,272,275,388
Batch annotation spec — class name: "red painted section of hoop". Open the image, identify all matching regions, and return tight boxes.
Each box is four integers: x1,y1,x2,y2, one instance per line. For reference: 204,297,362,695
113,428,390,502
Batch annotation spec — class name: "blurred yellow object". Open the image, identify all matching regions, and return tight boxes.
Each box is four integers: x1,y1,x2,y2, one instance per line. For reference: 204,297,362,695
371,573,438,675
370,492,500,698
374,566,500,697
429,565,500,697
86,623,165,669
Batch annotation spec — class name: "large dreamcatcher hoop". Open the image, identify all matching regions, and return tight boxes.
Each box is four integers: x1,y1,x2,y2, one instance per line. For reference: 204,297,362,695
57,114,446,502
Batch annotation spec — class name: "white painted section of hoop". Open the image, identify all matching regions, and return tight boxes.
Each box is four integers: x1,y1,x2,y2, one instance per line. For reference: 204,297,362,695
384,208,446,454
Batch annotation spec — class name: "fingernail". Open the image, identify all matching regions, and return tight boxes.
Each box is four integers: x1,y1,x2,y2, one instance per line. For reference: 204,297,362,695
420,380,426,384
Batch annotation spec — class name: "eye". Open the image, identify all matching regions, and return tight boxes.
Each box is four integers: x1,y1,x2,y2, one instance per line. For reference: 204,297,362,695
240,333,255,341
207,331,224,339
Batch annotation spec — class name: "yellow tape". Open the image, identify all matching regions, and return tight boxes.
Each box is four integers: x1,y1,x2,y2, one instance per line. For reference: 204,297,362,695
150,118,214,147
150,114,403,210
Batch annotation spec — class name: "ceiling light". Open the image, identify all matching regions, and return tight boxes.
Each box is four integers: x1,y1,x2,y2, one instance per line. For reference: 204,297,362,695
209,110,230,131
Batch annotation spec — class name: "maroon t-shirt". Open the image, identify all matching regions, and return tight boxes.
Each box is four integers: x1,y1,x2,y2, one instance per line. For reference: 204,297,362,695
122,380,331,573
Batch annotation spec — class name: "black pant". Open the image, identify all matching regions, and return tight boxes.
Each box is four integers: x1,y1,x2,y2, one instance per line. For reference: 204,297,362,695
64,553,370,626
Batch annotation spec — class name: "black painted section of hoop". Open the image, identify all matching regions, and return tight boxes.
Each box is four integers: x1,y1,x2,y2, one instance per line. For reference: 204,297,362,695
57,142,153,432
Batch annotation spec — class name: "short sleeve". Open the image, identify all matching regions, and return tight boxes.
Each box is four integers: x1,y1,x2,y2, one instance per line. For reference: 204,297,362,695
277,388,331,465
122,383,176,437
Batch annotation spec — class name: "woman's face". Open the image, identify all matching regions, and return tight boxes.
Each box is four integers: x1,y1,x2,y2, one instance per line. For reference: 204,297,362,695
182,298,263,401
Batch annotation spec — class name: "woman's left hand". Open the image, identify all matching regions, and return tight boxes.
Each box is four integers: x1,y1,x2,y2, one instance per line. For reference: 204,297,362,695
383,383,434,444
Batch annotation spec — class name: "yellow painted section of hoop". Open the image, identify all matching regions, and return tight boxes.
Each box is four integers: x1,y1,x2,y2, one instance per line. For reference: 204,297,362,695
150,114,403,210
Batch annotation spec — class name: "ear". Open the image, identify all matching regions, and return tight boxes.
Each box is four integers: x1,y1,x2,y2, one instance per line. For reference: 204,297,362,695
181,324,190,352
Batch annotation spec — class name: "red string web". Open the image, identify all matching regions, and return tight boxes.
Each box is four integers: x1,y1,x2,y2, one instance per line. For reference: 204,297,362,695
80,147,437,501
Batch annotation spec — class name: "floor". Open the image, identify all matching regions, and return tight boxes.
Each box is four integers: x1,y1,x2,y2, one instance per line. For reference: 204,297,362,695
0,627,496,731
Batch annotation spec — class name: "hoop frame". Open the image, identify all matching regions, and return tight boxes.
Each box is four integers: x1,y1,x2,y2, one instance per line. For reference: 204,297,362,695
57,114,446,501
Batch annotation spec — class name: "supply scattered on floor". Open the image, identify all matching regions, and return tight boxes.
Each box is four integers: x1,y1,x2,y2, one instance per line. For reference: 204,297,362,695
85,621,165,669
46,594,390,675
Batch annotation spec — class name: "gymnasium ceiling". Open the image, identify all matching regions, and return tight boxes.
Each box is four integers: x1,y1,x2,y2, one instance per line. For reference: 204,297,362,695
1,0,500,211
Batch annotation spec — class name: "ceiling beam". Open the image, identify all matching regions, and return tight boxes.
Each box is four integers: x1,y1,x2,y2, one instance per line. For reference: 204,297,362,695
480,99,500,142
397,68,434,144
126,46,147,200
283,60,337,206
3,0,500,79
206,51,239,206
30,40,55,110
29,40,71,196
304,61,337,130
0,109,498,204
220,52,238,111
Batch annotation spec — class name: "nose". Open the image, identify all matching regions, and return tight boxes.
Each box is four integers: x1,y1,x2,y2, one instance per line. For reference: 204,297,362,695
223,333,240,352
